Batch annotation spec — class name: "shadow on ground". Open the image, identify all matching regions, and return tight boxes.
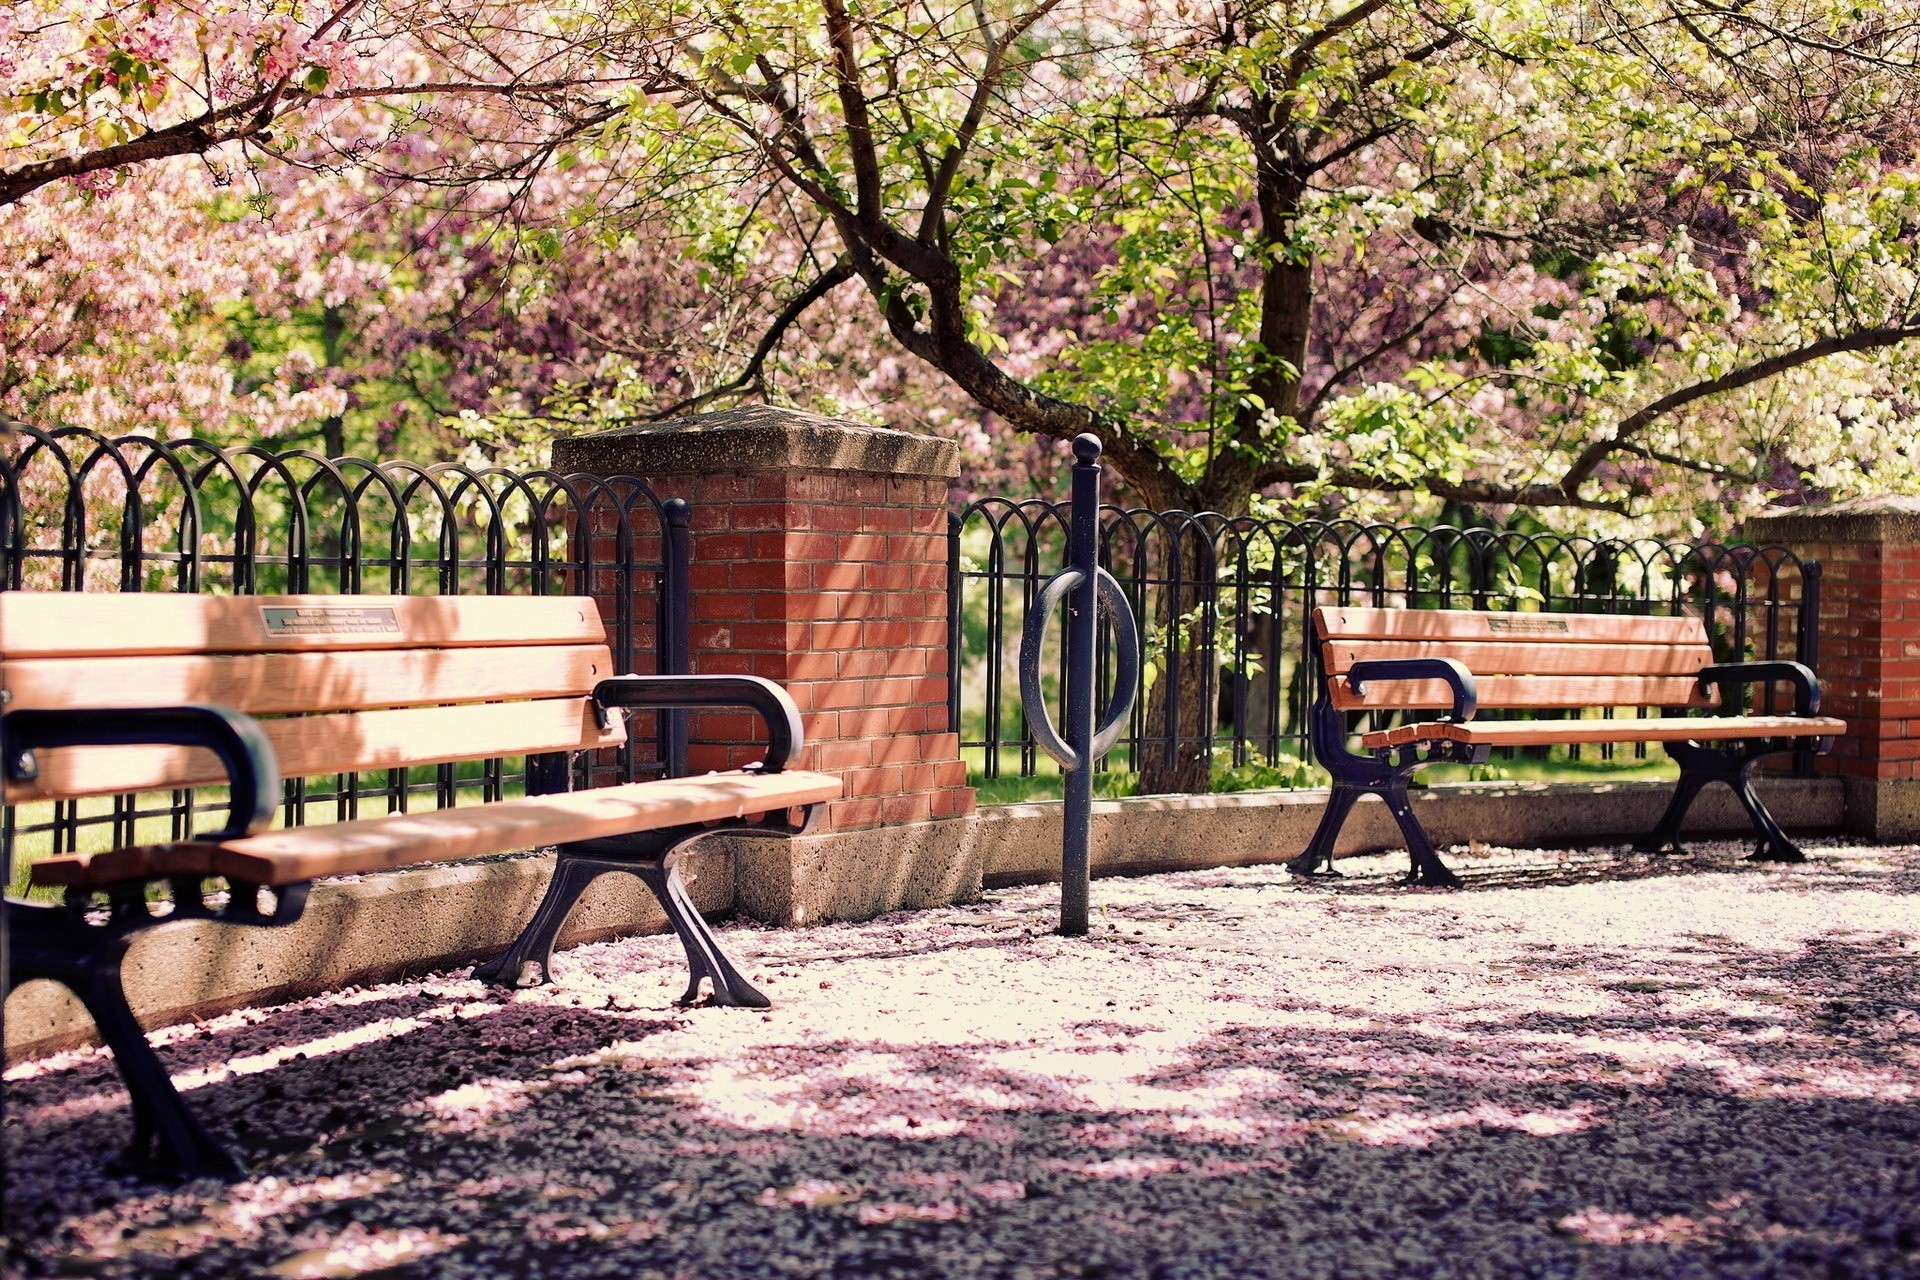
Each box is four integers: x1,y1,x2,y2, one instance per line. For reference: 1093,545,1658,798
4,848,1917,1279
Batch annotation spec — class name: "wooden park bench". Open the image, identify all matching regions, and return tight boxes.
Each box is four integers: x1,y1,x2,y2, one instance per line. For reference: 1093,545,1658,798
1287,606,1845,888
2,592,841,1176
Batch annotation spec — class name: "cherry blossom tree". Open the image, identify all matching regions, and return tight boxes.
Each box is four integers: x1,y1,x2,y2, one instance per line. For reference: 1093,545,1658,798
1,1,617,447
8,0,1920,519
581,0,1919,525
0,161,352,442
531,0,1915,791
0,0,673,207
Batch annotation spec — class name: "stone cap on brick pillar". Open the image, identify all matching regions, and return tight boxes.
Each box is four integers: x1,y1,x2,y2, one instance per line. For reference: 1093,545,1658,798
552,405,959,480
1743,493,1920,842
1745,493,1920,545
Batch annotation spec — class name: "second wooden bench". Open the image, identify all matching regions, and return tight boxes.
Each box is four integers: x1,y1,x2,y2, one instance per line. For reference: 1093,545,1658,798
1288,606,1844,887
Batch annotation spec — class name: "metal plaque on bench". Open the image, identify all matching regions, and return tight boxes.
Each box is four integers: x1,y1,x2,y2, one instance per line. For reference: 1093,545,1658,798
260,606,403,636
1484,616,1570,634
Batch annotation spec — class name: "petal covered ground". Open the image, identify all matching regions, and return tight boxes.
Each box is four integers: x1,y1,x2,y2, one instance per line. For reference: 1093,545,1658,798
4,840,1919,1279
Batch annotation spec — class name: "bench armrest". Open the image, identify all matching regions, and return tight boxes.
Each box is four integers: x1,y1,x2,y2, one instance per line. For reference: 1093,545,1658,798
1344,657,1479,723
1697,661,1821,717
592,675,804,773
2,705,279,840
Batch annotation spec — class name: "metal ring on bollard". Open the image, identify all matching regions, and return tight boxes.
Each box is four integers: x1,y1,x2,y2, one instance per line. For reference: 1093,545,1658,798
1017,566,1140,772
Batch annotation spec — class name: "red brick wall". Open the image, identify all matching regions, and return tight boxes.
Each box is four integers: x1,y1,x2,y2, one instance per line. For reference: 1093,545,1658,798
627,468,973,831
1797,536,1920,784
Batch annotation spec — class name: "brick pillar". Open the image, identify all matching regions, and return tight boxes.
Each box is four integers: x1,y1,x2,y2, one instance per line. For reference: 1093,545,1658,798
1746,495,1920,840
553,405,975,841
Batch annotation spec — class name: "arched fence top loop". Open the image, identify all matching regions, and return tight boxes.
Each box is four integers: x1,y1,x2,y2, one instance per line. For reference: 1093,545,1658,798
0,423,682,600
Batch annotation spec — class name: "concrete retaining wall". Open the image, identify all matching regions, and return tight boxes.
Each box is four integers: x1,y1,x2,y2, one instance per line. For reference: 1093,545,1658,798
5,777,1842,1063
976,776,1842,886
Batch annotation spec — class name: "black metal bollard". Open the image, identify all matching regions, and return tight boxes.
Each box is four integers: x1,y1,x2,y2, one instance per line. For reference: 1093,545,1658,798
1019,434,1139,936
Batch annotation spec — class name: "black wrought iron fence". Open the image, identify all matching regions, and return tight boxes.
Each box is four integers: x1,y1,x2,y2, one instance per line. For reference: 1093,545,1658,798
951,502,1821,790
0,424,687,886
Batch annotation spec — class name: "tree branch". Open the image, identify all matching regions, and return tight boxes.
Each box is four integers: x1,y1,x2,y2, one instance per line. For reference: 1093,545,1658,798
1,94,290,206
821,0,885,226
743,56,838,181
1684,0,1920,70
920,2,1065,242
1560,322,1920,496
1,71,663,208
641,259,857,419
1287,0,1393,86
1302,293,1460,425
1305,27,1466,152
1611,441,1766,484
1248,458,1631,512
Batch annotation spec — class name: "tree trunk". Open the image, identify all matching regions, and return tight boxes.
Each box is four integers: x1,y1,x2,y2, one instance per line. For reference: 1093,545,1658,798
1138,643,1215,794
1134,525,1217,795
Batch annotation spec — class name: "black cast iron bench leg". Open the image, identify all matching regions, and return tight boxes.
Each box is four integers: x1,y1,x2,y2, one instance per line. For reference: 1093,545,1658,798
1634,740,1808,863
1378,776,1463,888
475,826,778,1008
7,884,307,1179
1290,783,1362,878
633,856,767,1009
473,848,617,991
69,937,241,1178
1633,767,1712,857
1733,773,1807,863
1288,699,1467,888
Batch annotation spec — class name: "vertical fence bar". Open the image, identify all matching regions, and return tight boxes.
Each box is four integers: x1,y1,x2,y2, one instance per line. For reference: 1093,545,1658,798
1794,560,1823,778
948,511,964,737
980,520,1004,779
663,497,692,778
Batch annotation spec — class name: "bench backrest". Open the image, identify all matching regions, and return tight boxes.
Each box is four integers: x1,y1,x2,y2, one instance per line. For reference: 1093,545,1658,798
0,593,625,803
1313,606,1718,712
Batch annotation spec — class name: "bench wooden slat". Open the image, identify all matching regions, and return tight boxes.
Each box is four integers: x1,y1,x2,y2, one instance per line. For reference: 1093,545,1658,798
0,645,614,714
28,770,845,888
5,698,626,802
0,593,605,658
26,842,224,887
1358,714,1845,750
1322,638,1716,677
1316,606,1706,646
1328,673,1715,712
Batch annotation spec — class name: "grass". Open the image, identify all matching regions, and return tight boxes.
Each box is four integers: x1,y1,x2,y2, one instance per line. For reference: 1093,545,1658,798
1419,753,1678,786
968,746,1679,806
969,772,1143,805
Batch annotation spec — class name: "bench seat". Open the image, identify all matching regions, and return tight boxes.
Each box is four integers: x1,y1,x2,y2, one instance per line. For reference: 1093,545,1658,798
28,768,842,888
1360,714,1846,751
